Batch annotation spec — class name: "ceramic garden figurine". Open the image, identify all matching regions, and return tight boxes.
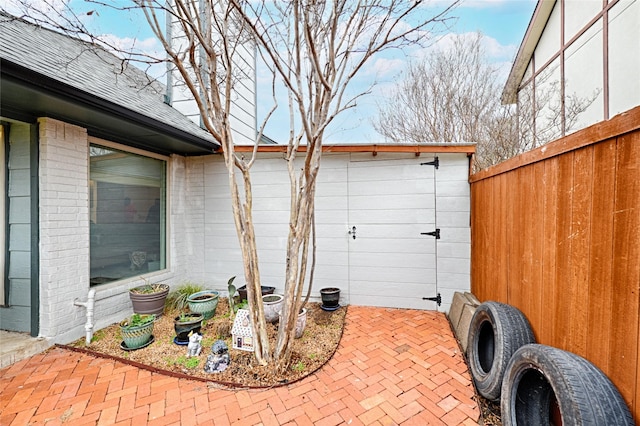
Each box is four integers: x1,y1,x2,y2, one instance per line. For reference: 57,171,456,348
204,340,230,373
186,333,202,357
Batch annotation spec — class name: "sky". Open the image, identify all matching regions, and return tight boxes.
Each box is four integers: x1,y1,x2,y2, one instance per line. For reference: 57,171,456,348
36,0,538,144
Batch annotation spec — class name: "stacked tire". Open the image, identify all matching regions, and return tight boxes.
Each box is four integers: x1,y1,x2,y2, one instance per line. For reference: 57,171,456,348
467,301,634,425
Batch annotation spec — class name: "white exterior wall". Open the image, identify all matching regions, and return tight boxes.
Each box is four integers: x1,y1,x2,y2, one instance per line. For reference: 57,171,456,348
35,121,470,344
168,11,257,146
434,154,471,313
38,118,91,343
609,0,640,116
516,0,639,146
198,151,471,312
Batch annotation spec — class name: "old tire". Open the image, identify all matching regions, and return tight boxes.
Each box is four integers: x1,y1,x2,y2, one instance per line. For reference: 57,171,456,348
501,344,633,426
467,301,535,401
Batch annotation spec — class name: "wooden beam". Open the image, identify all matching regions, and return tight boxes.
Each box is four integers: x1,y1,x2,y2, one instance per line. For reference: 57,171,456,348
231,143,476,154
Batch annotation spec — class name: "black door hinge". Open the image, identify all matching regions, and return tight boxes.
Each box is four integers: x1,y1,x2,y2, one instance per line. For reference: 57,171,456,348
421,228,440,239
423,293,442,306
420,156,439,169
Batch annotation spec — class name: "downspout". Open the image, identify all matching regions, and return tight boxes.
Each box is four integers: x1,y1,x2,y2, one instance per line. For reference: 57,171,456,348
74,288,96,346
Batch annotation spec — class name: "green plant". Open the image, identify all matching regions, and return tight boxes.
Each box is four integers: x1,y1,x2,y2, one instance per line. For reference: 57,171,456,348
227,276,237,315
90,329,106,343
293,361,305,372
130,282,167,295
184,358,200,369
166,282,205,310
120,313,155,329
176,312,202,323
172,355,200,369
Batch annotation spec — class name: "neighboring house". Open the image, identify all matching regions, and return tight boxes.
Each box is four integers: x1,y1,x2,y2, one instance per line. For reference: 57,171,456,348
502,0,640,147
0,13,473,349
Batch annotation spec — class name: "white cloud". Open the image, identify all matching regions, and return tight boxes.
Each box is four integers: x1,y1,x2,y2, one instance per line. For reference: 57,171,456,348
366,57,406,78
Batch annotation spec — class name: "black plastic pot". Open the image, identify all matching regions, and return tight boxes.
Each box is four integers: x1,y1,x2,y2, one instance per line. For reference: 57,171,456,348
320,287,340,308
173,313,204,344
237,285,275,302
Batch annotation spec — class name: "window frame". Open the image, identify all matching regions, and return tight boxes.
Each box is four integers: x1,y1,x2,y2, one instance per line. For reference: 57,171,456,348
88,137,170,285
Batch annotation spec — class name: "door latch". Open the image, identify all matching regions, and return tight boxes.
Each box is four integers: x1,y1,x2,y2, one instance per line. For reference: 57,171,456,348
348,226,356,239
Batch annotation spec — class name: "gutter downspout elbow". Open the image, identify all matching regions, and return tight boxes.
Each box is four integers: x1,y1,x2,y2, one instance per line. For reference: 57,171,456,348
74,288,96,346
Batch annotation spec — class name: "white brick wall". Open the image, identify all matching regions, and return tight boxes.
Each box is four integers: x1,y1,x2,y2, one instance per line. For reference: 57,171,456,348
37,118,193,343
38,118,91,342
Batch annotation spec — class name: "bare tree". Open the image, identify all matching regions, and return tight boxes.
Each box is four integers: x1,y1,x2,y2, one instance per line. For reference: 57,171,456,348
375,32,599,170
5,0,459,368
230,0,460,368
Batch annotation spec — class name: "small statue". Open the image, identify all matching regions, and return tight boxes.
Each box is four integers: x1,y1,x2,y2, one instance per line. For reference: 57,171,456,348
186,333,202,357
204,340,230,373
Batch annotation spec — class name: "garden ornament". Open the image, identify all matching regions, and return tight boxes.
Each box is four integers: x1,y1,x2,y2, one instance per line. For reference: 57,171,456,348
204,340,230,373
186,333,202,357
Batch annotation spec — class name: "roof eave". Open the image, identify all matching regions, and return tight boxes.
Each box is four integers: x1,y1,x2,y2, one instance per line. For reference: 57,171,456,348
0,58,220,155
501,0,557,105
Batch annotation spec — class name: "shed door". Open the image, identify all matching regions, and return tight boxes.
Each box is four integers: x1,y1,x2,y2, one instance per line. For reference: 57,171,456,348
346,154,439,309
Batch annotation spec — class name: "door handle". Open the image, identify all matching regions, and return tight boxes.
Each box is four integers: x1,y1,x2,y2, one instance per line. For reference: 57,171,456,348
348,226,356,239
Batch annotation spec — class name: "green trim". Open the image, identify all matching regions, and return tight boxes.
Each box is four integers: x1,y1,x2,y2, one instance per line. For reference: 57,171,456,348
1,123,9,308
29,123,39,337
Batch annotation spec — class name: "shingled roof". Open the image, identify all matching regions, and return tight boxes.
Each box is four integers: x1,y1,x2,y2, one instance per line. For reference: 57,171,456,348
0,13,220,155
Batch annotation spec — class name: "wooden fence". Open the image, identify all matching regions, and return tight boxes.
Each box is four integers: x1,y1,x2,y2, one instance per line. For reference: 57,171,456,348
469,105,640,421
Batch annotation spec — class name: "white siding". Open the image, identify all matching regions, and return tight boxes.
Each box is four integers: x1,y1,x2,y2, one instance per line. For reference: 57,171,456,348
535,1,561,65
201,151,471,312
565,18,604,133
609,0,640,116
168,10,257,146
564,0,602,38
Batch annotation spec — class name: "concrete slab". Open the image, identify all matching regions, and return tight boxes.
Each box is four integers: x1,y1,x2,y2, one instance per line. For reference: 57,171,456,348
0,330,52,368
447,291,468,331
457,303,478,352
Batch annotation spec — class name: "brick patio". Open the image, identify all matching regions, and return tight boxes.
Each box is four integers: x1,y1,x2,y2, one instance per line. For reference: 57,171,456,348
0,306,480,425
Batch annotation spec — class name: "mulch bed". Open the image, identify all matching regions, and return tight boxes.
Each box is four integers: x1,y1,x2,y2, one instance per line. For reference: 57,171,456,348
66,299,346,388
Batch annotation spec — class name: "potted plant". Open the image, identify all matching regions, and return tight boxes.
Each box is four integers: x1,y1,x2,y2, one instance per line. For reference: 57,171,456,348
120,313,155,350
129,282,169,317
187,290,220,319
237,285,275,302
173,312,204,344
279,307,307,339
262,294,284,323
320,287,341,310
166,282,205,311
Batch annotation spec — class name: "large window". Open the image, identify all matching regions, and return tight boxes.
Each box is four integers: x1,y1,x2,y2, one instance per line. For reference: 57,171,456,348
89,144,166,285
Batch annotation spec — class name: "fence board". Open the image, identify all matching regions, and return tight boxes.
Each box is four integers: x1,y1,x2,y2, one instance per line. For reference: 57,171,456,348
554,153,575,351
570,147,593,358
541,157,559,345
470,105,640,422
610,132,640,414
586,139,616,374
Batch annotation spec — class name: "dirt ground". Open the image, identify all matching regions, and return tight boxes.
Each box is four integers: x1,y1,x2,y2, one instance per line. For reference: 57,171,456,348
68,299,346,388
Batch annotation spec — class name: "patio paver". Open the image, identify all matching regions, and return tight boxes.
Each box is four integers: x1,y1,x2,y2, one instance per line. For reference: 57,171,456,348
0,306,480,425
